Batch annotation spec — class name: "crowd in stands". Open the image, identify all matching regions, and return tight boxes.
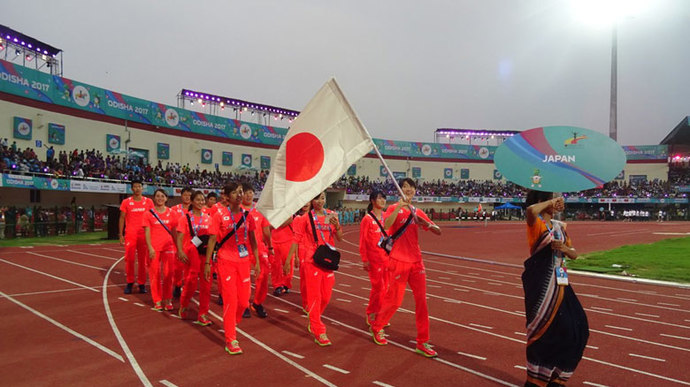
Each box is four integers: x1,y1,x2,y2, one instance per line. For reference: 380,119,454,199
2,141,689,199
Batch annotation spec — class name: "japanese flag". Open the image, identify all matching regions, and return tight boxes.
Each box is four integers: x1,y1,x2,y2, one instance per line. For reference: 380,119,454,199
257,78,374,227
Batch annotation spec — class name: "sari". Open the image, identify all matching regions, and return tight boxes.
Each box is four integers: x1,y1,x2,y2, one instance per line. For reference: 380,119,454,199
522,221,589,386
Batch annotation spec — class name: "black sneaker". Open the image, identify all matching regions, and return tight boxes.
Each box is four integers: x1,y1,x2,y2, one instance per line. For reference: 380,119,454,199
242,308,251,319
213,272,217,280
217,294,223,306
272,286,284,297
251,303,268,318
139,284,147,294
124,283,133,294
283,287,289,294
173,286,181,298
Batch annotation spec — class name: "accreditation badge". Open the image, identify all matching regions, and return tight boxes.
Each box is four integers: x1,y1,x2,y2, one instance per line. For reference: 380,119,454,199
238,244,249,258
556,266,569,286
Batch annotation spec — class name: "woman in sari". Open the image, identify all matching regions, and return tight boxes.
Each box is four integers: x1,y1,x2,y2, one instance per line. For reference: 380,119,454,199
523,191,588,387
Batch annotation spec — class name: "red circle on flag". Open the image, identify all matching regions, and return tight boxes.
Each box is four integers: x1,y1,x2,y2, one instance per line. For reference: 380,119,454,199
286,132,324,182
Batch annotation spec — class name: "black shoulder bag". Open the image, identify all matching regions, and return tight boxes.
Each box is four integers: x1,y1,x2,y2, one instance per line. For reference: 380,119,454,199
377,209,414,254
309,213,340,271
215,210,249,250
149,209,175,243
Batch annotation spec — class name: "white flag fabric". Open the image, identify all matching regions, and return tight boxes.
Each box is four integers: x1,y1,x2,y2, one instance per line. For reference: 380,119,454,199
257,78,374,227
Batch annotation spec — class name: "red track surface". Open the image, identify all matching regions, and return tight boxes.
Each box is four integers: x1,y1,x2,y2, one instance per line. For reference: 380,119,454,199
1,221,689,386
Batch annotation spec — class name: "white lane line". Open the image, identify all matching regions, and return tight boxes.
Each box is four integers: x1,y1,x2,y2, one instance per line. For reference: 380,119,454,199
469,323,493,330
629,353,666,362
617,298,638,302
200,303,336,386
635,312,660,318
274,308,290,314
170,314,180,319
439,276,451,280
454,288,470,292
660,333,690,341
361,287,371,290
0,284,122,298
67,249,119,261
443,299,462,304
0,290,124,362
133,302,146,307
27,252,107,271
586,345,599,350
514,365,526,370
336,298,351,303
591,306,613,312
427,284,441,288
323,364,350,374
686,319,690,323
605,325,633,332
583,382,609,387
514,332,525,336
160,380,178,387
340,283,351,287
0,258,99,292
462,279,477,283
102,257,153,387
468,273,479,276
657,302,681,307
282,350,305,359
584,356,690,385
373,381,395,387
457,351,487,360
118,297,128,302
218,329,224,333
487,283,502,286
590,328,690,353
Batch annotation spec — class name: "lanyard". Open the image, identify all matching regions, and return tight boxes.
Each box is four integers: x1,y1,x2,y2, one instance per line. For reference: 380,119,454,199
311,210,332,245
189,213,204,236
227,207,248,245
538,215,565,265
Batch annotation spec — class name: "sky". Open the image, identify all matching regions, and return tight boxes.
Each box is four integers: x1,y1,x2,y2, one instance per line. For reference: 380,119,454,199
3,0,689,146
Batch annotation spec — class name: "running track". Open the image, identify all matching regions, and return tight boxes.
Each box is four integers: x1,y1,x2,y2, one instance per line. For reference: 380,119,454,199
1,221,689,386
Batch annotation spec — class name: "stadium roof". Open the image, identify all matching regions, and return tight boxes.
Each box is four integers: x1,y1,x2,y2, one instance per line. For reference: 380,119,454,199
660,116,690,146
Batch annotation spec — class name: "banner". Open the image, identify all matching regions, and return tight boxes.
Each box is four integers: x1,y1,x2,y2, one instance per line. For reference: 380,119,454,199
412,167,421,178
1,174,70,190
622,145,668,160
201,149,213,164
13,117,32,140
461,168,470,179
222,151,233,166
157,143,169,159
260,155,271,170
241,153,252,167
48,123,66,145
106,134,121,152
380,165,388,177
70,180,127,193
347,164,357,176
493,169,502,180
444,168,453,179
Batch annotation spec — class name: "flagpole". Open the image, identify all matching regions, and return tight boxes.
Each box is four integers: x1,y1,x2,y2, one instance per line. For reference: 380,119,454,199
370,139,406,199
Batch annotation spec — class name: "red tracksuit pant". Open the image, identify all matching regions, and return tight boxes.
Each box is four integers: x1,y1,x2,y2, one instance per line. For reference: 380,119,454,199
304,261,335,335
125,228,148,285
365,261,389,317
299,256,308,310
251,252,270,305
372,259,430,344
271,241,293,290
180,246,211,318
149,249,175,305
217,259,251,344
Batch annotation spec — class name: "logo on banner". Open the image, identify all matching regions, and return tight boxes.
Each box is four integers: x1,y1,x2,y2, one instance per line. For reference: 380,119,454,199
421,144,432,156
478,147,490,159
165,109,179,127
260,156,271,170
444,168,453,179
17,122,30,136
242,154,252,167
50,179,59,189
380,166,389,177
72,85,90,107
493,169,502,180
240,124,252,139
48,123,65,145
107,135,121,152
157,143,169,159
564,132,587,147
201,149,212,164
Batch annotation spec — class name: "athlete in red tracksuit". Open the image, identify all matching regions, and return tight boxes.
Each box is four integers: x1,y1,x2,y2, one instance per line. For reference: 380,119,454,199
171,187,192,297
292,192,343,346
119,180,154,294
370,178,442,358
288,203,311,312
271,218,296,296
241,183,271,318
144,189,177,312
205,182,260,355
359,190,390,326
176,190,213,326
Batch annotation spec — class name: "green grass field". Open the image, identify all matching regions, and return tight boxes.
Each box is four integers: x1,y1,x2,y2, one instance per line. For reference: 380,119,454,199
0,231,118,247
569,236,690,283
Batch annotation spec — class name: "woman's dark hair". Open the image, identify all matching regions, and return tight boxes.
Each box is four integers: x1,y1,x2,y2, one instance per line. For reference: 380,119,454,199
399,178,416,189
153,188,168,198
525,190,553,207
241,182,254,193
367,190,386,212
188,190,206,211
309,192,325,211
131,179,143,187
206,192,217,199
222,182,240,195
